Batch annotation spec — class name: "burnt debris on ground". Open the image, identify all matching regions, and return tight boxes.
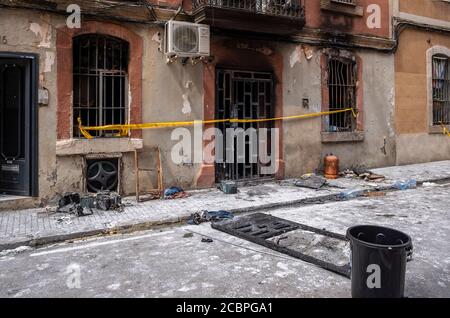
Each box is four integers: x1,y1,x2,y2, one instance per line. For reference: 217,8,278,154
211,213,351,278
188,210,234,225
281,174,328,190
57,191,124,217
340,166,385,182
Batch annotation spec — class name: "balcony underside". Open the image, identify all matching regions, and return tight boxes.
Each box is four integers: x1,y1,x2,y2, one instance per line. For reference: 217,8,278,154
193,6,305,36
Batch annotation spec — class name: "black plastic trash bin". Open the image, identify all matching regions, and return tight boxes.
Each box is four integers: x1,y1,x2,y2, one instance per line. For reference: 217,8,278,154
346,225,413,298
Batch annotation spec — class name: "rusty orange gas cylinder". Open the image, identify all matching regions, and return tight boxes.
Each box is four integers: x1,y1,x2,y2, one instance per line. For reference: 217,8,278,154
324,154,339,179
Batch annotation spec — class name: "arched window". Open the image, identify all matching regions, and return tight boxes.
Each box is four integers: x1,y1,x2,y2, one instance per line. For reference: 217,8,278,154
432,54,450,126
73,34,129,138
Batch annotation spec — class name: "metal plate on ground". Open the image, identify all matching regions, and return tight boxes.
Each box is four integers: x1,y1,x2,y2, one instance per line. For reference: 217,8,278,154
211,213,351,278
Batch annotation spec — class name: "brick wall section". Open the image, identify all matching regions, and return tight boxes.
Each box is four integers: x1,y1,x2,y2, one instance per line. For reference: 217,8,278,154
304,0,390,38
56,21,143,140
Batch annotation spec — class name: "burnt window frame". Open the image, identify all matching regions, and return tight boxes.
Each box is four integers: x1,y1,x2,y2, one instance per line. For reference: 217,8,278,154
325,56,358,133
72,34,130,138
431,54,450,126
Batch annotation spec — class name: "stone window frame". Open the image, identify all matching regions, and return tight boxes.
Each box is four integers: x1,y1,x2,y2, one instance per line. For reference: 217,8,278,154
320,49,364,143
427,45,450,134
56,21,143,141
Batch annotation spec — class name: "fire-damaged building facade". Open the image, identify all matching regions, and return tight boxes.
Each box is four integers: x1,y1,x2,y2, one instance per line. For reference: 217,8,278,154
0,0,447,208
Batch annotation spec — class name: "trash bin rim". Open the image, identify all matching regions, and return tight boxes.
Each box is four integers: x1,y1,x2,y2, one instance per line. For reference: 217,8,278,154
346,225,412,250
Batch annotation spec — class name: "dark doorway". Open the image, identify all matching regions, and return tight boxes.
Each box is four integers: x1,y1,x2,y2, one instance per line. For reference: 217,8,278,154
0,53,38,197
215,69,274,182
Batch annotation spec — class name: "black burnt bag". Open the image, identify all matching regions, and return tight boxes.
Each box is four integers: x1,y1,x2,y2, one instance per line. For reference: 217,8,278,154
346,225,413,298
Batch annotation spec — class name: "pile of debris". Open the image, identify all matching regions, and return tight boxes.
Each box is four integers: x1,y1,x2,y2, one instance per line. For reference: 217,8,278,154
281,174,328,190
188,210,234,225
163,187,190,200
57,191,123,217
340,166,385,182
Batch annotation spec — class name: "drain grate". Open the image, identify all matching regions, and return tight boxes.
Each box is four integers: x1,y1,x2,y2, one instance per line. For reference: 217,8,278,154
212,213,351,278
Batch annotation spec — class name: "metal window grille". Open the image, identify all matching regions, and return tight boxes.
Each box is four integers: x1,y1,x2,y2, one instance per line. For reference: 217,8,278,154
326,58,357,132
215,69,274,181
73,34,129,138
432,55,450,126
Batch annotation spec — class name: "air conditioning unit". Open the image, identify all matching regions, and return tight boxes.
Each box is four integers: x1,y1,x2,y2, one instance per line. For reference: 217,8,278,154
165,21,210,58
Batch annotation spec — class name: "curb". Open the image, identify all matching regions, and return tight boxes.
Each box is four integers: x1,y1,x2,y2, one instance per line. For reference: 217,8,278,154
1,177,448,252
0,193,342,252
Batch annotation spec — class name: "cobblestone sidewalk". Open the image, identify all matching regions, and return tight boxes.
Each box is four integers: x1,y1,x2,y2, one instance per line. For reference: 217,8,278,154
1,161,449,251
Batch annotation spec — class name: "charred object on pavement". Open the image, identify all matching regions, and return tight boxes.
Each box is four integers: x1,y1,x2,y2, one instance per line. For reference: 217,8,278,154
341,165,385,182
188,210,234,225
212,213,351,278
281,174,327,190
57,191,123,216
164,187,190,199
219,181,238,194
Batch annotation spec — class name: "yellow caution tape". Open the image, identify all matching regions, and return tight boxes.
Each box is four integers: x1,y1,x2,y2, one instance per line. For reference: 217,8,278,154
441,122,450,137
78,108,358,139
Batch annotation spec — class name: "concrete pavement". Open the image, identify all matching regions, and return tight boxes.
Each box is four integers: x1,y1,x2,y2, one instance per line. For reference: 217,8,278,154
1,160,450,252
0,184,448,298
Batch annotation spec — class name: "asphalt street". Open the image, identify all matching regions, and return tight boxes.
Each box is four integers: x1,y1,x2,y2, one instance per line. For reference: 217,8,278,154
1,184,449,298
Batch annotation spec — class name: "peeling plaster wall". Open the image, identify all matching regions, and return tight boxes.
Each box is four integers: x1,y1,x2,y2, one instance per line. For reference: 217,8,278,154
282,44,396,176
321,50,396,170
0,9,204,201
283,44,323,176
0,8,396,204
139,26,204,190
53,23,204,196
0,9,58,203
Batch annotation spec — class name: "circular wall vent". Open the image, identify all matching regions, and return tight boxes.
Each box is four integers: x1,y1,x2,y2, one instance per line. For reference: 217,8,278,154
86,160,118,192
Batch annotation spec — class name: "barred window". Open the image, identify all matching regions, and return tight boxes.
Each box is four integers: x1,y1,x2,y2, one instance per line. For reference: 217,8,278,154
73,34,129,138
326,58,357,132
432,55,450,126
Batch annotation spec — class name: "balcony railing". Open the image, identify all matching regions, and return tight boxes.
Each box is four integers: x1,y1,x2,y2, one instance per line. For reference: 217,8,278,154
192,0,304,19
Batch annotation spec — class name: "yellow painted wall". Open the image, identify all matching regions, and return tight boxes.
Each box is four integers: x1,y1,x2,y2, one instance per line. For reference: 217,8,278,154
395,26,450,165
399,0,450,22
395,29,450,134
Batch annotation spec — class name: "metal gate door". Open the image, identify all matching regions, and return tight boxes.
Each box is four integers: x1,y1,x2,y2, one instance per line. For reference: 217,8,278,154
0,55,38,196
215,69,274,182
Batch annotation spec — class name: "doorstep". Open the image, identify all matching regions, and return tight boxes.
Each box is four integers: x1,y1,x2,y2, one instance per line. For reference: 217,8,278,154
0,195,39,211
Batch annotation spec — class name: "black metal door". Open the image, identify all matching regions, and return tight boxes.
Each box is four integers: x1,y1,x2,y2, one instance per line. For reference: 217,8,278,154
215,69,274,182
0,56,37,196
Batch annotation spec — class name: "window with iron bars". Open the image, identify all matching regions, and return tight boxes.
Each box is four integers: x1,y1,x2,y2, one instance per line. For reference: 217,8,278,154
432,55,450,126
326,58,357,132
73,34,129,138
